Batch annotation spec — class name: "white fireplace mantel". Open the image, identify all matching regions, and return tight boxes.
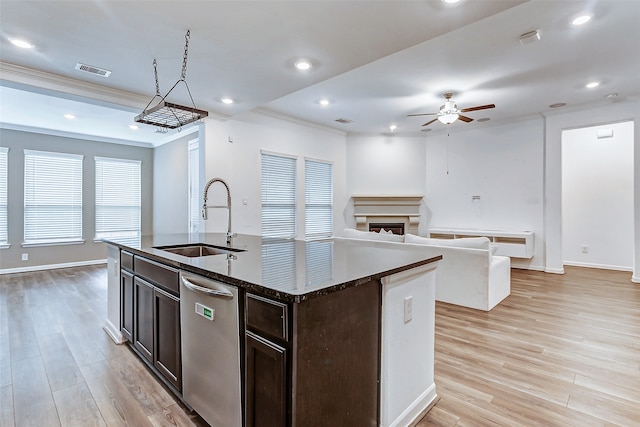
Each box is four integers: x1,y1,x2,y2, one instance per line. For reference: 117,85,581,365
352,195,423,235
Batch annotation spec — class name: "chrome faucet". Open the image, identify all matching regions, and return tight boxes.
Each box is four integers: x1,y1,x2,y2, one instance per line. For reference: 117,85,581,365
202,178,235,244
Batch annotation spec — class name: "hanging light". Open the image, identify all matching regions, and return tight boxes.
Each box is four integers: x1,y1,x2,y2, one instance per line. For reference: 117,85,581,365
437,99,459,125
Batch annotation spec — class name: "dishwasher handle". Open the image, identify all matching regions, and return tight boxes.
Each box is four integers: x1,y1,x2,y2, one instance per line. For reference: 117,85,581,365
181,275,234,298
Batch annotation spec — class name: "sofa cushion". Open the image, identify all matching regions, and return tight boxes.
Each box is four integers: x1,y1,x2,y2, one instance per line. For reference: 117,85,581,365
342,228,404,243
405,234,491,250
404,233,442,245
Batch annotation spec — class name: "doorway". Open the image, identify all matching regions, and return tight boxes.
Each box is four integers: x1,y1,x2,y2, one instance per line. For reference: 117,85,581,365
561,121,634,270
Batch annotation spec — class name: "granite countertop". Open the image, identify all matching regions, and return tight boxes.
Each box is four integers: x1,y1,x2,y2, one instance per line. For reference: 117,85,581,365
102,233,441,303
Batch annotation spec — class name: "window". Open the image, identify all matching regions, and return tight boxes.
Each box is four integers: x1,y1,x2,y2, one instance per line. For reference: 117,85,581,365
0,147,8,247
188,139,200,233
95,157,141,244
261,152,296,238
305,159,333,238
24,150,83,245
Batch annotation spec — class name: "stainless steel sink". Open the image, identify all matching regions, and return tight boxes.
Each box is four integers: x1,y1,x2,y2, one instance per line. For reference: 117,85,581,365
154,244,246,258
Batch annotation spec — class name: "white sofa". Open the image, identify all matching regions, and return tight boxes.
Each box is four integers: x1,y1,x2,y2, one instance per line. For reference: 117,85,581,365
341,229,511,311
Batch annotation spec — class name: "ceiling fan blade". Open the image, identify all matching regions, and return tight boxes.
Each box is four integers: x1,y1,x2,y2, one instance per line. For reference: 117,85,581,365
422,118,438,127
407,112,437,117
460,103,495,113
458,115,474,123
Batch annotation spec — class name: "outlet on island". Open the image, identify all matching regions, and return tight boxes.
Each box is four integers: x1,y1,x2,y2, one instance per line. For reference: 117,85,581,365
404,296,413,323
21,253,28,261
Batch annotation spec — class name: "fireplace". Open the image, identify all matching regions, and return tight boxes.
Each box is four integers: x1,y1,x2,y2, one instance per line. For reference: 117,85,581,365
352,195,423,235
369,222,405,235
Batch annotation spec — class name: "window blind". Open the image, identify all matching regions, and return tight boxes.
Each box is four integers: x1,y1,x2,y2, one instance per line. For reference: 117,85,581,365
261,152,297,238
95,157,141,242
0,147,8,245
24,150,83,245
305,159,333,238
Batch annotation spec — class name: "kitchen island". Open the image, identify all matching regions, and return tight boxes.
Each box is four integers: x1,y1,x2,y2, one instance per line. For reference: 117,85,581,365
103,233,441,427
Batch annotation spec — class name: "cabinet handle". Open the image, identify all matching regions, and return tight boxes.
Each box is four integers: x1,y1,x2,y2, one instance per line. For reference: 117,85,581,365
181,275,234,298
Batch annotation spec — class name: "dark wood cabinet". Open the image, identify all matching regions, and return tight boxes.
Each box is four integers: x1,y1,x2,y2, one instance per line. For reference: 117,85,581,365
119,252,182,394
154,287,181,391
245,331,287,427
120,270,134,342
244,280,380,427
133,277,154,363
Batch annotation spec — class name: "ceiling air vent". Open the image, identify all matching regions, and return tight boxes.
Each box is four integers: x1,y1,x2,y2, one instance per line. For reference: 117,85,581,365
75,62,111,78
335,118,353,124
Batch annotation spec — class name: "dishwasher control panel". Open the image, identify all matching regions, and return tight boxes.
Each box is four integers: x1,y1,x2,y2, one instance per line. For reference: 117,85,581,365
195,302,215,321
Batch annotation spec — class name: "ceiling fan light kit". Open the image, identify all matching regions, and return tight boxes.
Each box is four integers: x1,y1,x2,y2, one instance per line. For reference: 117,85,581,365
408,92,495,128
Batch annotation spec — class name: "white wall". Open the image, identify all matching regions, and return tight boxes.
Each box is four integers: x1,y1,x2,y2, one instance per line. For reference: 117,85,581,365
202,111,348,237
152,133,193,235
425,118,545,270
562,121,634,270
345,134,427,232
545,100,640,281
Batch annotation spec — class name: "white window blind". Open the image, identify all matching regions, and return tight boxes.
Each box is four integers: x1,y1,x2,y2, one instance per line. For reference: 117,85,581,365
24,150,83,245
188,140,200,233
0,147,8,246
262,152,297,238
305,159,333,238
95,157,141,243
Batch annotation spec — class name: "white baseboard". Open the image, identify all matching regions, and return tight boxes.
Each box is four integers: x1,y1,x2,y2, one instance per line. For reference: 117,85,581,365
103,319,125,344
383,384,438,427
631,275,640,284
0,258,107,275
544,267,565,274
563,261,633,272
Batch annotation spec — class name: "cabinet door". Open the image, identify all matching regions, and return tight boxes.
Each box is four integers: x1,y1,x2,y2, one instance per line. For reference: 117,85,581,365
245,332,287,427
154,288,181,391
120,270,134,342
134,277,154,363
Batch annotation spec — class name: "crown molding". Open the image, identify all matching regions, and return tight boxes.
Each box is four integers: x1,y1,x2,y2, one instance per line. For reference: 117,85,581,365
0,61,150,110
253,107,347,136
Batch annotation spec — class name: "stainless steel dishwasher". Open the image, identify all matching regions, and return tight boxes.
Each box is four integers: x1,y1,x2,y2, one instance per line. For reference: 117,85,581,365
180,271,242,427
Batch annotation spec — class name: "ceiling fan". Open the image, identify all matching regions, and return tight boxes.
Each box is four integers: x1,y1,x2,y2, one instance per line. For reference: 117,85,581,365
407,92,495,127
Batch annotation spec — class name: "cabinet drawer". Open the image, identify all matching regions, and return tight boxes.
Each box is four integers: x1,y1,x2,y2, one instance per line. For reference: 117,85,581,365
246,294,288,341
134,256,180,295
121,250,134,272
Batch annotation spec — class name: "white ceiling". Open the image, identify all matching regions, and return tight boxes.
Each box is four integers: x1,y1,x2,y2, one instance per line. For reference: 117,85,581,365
1,0,638,146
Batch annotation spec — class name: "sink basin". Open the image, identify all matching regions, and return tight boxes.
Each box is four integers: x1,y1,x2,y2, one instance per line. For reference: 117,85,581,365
154,244,246,258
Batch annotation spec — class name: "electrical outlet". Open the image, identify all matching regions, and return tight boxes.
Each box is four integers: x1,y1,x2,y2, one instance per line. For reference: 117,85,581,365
581,245,589,254
21,253,28,261
404,296,413,323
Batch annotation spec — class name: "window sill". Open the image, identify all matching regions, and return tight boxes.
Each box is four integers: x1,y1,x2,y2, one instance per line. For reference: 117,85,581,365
22,240,85,248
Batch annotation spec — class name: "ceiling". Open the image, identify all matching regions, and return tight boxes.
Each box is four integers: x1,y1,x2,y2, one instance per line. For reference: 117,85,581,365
1,0,638,147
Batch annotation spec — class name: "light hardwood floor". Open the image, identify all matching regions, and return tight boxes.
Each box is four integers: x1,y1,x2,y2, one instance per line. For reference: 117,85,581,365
1,265,638,426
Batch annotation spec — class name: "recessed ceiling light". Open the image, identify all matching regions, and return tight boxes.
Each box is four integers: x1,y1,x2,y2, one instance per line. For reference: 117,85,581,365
319,99,330,106
572,15,592,26
64,114,76,120
442,0,461,4
129,125,139,130
10,38,34,49
586,81,600,89
221,97,234,104
389,125,397,132
549,102,567,108
295,60,311,71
